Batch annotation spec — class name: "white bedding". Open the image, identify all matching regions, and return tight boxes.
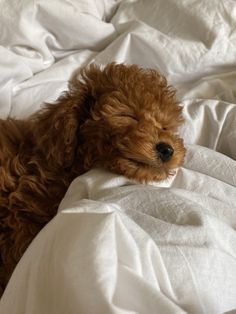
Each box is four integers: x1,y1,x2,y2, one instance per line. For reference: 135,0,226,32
0,0,236,313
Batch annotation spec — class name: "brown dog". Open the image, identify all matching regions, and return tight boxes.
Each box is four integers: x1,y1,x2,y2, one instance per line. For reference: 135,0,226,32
0,63,185,294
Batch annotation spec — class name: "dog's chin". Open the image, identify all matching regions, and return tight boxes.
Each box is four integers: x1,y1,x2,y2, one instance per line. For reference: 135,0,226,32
129,160,176,183
108,156,174,184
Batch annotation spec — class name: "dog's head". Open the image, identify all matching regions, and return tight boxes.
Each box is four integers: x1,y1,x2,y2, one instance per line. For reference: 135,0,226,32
35,63,185,183
73,63,185,183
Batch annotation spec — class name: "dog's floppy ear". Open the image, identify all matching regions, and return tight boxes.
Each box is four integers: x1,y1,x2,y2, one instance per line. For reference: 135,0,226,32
32,64,101,169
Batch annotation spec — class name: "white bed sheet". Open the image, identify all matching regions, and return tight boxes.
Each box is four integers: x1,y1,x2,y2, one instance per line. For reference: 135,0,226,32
0,0,236,313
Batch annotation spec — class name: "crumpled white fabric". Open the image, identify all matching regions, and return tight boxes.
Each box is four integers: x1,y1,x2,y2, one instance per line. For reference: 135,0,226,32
0,0,236,313
1,142,236,314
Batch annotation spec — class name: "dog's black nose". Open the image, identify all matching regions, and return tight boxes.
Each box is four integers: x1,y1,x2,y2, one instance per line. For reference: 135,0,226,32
156,143,174,162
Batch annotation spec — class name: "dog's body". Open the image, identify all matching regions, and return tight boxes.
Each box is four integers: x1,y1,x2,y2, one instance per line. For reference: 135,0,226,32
0,117,78,293
0,63,185,293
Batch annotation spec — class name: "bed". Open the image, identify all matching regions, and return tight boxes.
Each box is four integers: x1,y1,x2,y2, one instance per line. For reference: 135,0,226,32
0,0,236,313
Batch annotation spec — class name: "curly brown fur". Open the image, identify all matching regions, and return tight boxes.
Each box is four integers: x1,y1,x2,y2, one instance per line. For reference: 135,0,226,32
0,63,185,294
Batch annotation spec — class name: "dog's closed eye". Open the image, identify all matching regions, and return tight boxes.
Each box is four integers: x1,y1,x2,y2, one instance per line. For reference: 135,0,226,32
116,114,139,122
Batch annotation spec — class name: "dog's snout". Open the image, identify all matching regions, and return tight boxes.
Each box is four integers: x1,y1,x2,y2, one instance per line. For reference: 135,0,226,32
156,142,174,162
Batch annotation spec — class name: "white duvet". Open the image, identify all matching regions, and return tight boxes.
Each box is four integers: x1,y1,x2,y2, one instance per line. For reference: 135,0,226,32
0,0,236,313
